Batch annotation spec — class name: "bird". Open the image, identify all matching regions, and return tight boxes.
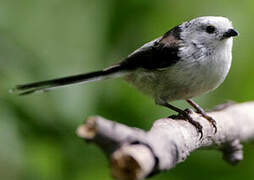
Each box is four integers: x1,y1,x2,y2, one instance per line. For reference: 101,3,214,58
11,16,238,138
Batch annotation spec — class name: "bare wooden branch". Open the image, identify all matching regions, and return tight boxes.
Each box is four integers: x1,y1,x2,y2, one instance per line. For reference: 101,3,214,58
76,102,254,180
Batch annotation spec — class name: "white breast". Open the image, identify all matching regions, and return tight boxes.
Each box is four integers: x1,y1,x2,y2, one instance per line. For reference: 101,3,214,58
156,38,233,101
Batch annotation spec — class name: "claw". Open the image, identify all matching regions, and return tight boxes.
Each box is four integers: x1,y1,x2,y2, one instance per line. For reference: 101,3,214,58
202,115,217,133
183,109,203,139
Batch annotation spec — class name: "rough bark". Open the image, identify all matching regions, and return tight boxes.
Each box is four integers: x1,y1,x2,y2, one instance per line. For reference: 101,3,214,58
76,102,254,180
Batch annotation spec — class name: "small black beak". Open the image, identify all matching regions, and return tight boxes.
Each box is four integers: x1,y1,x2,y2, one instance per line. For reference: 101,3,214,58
223,29,239,38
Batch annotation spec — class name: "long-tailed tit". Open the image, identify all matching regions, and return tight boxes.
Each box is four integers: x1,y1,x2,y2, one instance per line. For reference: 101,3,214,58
11,16,239,138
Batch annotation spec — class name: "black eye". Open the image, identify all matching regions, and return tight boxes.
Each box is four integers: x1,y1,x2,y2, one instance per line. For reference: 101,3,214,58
206,25,216,34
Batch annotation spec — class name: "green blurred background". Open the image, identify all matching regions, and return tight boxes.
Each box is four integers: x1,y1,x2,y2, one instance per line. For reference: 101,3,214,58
1,0,254,179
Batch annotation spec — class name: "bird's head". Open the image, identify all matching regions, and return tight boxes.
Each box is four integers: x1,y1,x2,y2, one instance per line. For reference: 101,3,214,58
179,16,238,47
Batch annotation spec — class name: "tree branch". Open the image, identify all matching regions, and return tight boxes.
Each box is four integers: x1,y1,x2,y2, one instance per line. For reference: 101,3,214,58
76,102,254,180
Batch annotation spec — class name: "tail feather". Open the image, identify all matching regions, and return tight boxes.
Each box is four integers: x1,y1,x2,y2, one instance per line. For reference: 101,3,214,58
11,65,125,95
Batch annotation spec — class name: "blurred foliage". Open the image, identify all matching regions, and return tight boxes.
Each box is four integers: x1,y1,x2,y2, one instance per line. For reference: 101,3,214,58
1,0,254,180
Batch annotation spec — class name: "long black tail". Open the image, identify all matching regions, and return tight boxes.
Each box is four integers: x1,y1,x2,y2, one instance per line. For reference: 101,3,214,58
11,65,125,95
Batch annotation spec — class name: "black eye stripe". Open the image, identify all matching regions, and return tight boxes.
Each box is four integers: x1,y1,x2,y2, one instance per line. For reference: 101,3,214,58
206,25,216,34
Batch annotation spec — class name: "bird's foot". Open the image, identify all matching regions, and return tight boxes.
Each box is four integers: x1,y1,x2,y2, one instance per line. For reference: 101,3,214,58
180,108,203,139
186,99,217,134
198,111,217,133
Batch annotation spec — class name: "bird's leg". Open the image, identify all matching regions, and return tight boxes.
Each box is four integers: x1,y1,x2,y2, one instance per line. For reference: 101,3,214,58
186,99,217,133
156,101,203,138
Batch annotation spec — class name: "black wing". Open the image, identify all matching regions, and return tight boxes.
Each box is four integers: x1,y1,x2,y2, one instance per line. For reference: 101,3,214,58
120,25,182,70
